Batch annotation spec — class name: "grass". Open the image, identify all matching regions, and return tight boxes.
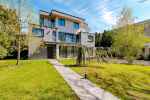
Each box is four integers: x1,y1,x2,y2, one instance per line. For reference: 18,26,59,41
0,60,78,100
144,37,150,43
60,59,150,100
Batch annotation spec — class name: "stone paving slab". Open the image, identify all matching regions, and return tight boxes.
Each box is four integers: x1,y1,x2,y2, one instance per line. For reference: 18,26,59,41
49,59,119,100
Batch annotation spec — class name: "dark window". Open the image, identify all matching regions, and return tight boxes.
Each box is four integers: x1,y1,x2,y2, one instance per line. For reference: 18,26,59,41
51,19,55,28
52,31,56,41
58,18,65,26
40,17,44,27
76,34,81,43
73,22,80,29
59,32,65,41
44,18,49,27
32,28,44,37
88,35,94,42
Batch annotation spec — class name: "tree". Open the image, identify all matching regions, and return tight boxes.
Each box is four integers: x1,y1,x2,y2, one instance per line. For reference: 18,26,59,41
112,7,145,63
100,30,113,47
116,7,133,27
16,0,34,64
0,5,19,59
95,32,102,47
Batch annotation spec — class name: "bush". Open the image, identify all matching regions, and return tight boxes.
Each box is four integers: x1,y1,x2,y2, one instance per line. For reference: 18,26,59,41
0,46,8,59
5,49,28,60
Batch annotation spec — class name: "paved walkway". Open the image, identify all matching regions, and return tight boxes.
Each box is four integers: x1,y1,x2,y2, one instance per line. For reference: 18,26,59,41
49,59,119,100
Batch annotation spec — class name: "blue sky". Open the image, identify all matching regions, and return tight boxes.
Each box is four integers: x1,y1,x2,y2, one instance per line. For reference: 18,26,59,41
0,0,150,32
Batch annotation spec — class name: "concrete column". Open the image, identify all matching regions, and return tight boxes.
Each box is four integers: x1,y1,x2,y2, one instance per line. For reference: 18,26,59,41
56,44,59,59
56,31,59,42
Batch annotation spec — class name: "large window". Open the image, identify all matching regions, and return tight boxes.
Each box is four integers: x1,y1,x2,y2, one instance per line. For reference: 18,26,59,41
58,18,65,26
32,28,44,37
73,22,80,29
66,34,76,43
58,32,77,43
40,17,55,28
58,32,65,41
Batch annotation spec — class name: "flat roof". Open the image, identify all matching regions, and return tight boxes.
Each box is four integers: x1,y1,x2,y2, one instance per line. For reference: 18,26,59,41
40,9,85,21
50,10,85,21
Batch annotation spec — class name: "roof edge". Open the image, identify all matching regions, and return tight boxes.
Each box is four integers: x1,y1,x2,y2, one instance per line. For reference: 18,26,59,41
39,9,85,21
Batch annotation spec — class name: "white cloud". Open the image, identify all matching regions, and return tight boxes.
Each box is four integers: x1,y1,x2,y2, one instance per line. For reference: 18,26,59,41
101,7,117,25
96,0,117,25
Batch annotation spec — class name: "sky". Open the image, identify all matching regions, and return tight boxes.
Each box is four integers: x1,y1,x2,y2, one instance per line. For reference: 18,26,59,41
0,0,150,32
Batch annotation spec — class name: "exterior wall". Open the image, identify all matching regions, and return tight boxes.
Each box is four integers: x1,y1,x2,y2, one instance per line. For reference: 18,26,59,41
28,36,43,57
143,21,150,58
55,17,88,34
28,24,47,59
43,27,57,42
80,22,90,32
144,23,150,37
80,32,95,47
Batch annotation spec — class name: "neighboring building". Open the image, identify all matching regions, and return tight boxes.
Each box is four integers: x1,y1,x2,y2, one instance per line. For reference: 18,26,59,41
28,10,95,59
143,20,150,58
136,19,150,58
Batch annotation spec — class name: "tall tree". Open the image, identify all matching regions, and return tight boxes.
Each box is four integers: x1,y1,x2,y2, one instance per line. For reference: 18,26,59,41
112,7,145,63
0,5,19,59
95,32,102,47
116,7,133,27
100,30,113,47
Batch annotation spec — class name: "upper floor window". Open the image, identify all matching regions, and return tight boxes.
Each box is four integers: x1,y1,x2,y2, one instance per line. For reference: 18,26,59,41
58,18,65,26
40,16,44,27
52,31,56,41
51,19,55,28
73,22,80,29
32,28,44,37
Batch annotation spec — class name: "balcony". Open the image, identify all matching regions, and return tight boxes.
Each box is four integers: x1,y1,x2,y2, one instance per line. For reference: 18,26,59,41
43,28,57,43
40,18,56,29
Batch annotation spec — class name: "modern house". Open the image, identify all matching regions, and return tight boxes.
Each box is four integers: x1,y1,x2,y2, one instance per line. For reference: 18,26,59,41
28,10,95,59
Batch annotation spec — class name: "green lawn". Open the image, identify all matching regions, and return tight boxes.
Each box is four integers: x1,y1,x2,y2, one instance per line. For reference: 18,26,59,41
0,60,78,100
144,37,150,43
60,59,150,100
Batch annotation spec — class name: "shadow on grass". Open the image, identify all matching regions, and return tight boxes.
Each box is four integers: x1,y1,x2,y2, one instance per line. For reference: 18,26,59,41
65,64,86,68
64,64,105,69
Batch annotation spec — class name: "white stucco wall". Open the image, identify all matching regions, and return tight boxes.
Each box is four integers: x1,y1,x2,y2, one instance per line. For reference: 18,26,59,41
55,17,88,34
43,28,56,42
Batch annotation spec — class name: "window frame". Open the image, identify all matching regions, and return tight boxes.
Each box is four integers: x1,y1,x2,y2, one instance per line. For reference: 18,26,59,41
32,28,44,37
73,22,80,29
58,18,65,27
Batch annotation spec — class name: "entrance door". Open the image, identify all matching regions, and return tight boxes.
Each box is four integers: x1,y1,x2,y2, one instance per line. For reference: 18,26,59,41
47,45,56,59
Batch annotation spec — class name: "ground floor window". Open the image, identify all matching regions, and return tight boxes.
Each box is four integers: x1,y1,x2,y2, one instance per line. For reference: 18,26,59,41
59,45,78,58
